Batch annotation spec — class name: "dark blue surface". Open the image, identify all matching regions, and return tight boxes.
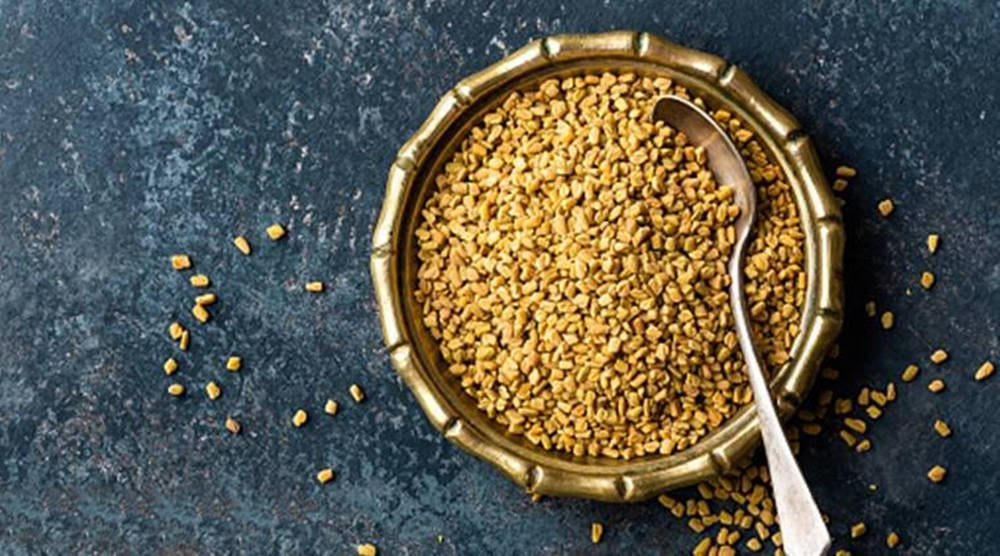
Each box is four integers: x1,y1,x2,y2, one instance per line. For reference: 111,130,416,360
1,1,998,554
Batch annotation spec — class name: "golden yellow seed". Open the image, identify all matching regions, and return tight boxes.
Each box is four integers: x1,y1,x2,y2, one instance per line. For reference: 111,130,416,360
191,304,210,323
179,330,190,351
168,321,184,340
746,537,763,552
871,391,887,406
858,387,871,406
189,274,210,287
836,165,857,178
880,311,894,330
350,384,365,403
304,281,324,292
877,198,894,217
834,399,852,415
902,364,919,382
927,234,940,254
194,292,217,306
920,271,935,290
835,550,852,556
832,178,848,192
866,406,882,419
839,430,857,447
530,493,543,503
933,419,951,437
927,379,946,393
886,382,897,401
887,531,900,548
692,537,711,556
266,223,286,240
226,356,242,372
864,300,876,317
930,349,948,364
171,254,192,270
225,417,241,434
316,468,335,484
324,399,339,415
163,357,178,375
205,381,221,400
844,417,867,434
975,361,995,381
167,383,185,396
292,409,308,427
850,522,867,539
233,235,251,255
927,465,947,483
855,439,872,453
357,544,377,556
800,423,822,436
590,522,603,544
687,518,706,533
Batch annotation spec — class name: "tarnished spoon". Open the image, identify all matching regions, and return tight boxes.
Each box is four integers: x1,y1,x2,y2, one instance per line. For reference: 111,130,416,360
653,96,831,556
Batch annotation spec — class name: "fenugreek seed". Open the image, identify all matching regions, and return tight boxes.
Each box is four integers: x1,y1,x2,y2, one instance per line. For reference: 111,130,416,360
687,518,706,533
168,321,184,340
858,387,870,406
880,311,894,330
865,300,876,317
835,550,852,556
324,399,339,415
292,409,308,427
357,544,377,556
927,379,946,393
179,330,190,351
530,493,543,503
350,384,365,403
836,165,857,178
746,538,763,552
316,468,335,484
866,406,882,419
902,364,919,382
163,358,178,375
590,522,603,544
930,349,948,364
205,381,221,400
844,417,867,434
933,419,952,437
927,465,947,483
171,254,192,270
927,234,940,254
886,382,897,401
832,178,848,192
692,537,711,555
850,522,867,539
877,198,894,217
839,430,857,447
887,531,900,548
975,361,995,381
801,423,822,436
920,271,935,290
195,293,217,306
855,439,872,453
834,399,852,415
225,417,241,434
868,483,879,491
191,304,210,323
190,274,210,287
266,223,286,240
304,281,324,292
226,356,241,371
871,391,887,406
167,383,185,396
233,235,251,255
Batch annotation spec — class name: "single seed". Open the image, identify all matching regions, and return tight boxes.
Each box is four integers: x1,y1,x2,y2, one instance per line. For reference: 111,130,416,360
864,300,876,317
887,531,900,548
850,522,867,539
226,356,242,372
357,544,377,556
688,518,706,533
877,198,894,217
839,430,857,447
746,538,763,552
692,538,711,555
292,409,308,427
920,271,935,290
844,417,867,434
902,364,919,382
233,235,251,255
179,330,190,351
927,465,947,483
167,383,185,396
324,399,339,415
835,551,852,556
195,292,217,306
190,274,210,287
927,379,946,393
930,349,948,364
304,281,324,292
800,423,822,436
858,387,871,406
933,419,951,437
975,361,995,381
866,406,882,419
225,417,241,434
855,439,872,453
868,484,878,491
171,254,192,270
591,522,604,544
205,381,221,400
350,384,365,403
191,304,210,323
927,234,939,254
886,382,897,401
834,399,852,415
316,468,335,484
163,358,178,375
168,321,184,340
530,493,543,503
266,223,286,240
832,178,848,192
871,391,887,406
880,311,894,330
835,165,857,178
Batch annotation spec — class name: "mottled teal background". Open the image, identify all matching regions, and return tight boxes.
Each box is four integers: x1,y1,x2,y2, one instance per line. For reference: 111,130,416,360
1,1,998,554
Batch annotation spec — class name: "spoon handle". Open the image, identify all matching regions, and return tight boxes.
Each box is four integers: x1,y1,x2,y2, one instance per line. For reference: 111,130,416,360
732,294,831,556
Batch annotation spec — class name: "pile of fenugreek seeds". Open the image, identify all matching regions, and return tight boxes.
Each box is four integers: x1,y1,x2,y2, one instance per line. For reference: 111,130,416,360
415,72,805,460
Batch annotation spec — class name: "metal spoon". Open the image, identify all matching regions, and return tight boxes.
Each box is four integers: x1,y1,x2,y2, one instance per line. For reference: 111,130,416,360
653,96,831,556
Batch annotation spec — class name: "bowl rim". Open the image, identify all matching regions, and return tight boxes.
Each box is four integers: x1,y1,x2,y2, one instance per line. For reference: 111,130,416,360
371,31,844,502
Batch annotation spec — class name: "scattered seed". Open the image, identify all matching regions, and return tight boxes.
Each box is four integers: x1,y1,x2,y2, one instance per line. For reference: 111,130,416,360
886,382,897,401
834,398,852,415
801,423,822,436
870,391,887,406
167,383,185,397
880,311,894,330
868,484,879,491
304,281,324,292
844,417,867,434
195,293,217,306
225,417,241,434
855,439,872,453
746,537,763,552
350,384,365,403
850,522,867,539
836,165,857,178
927,379,946,393
168,321,184,340
233,235,252,255
357,544,377,556
688,518,706,533
839,430,857,447
927,234,940,254
835,550,852,556
975,361,995,381
163,358,178,375
920,271,935,290
887,531,900,548
864,300,876,317
205,381,221,400
930,349,948,364
866,406,882,419
266,223,286,240
292,409,308,428
324,399,339,415
226,356,242,372
191,304,210,323
927,465,947,483
591,522,604,544
316,468,335,484
530,493,543,503
179,330,190,351
877,198,894,217
171,254,192,270
902,364,919,382
190,274,210,287
933,420,952,437
832,178,848,192
857,388,870,406
692,537,711,556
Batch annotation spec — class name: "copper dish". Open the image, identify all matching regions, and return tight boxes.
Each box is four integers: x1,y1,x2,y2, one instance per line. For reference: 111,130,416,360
371,31,844,502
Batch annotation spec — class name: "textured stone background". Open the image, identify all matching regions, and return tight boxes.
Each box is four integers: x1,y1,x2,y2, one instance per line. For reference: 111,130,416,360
1,1,998,554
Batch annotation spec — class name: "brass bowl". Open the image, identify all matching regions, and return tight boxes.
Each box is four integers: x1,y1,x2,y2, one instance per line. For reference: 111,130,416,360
371,31,844,502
